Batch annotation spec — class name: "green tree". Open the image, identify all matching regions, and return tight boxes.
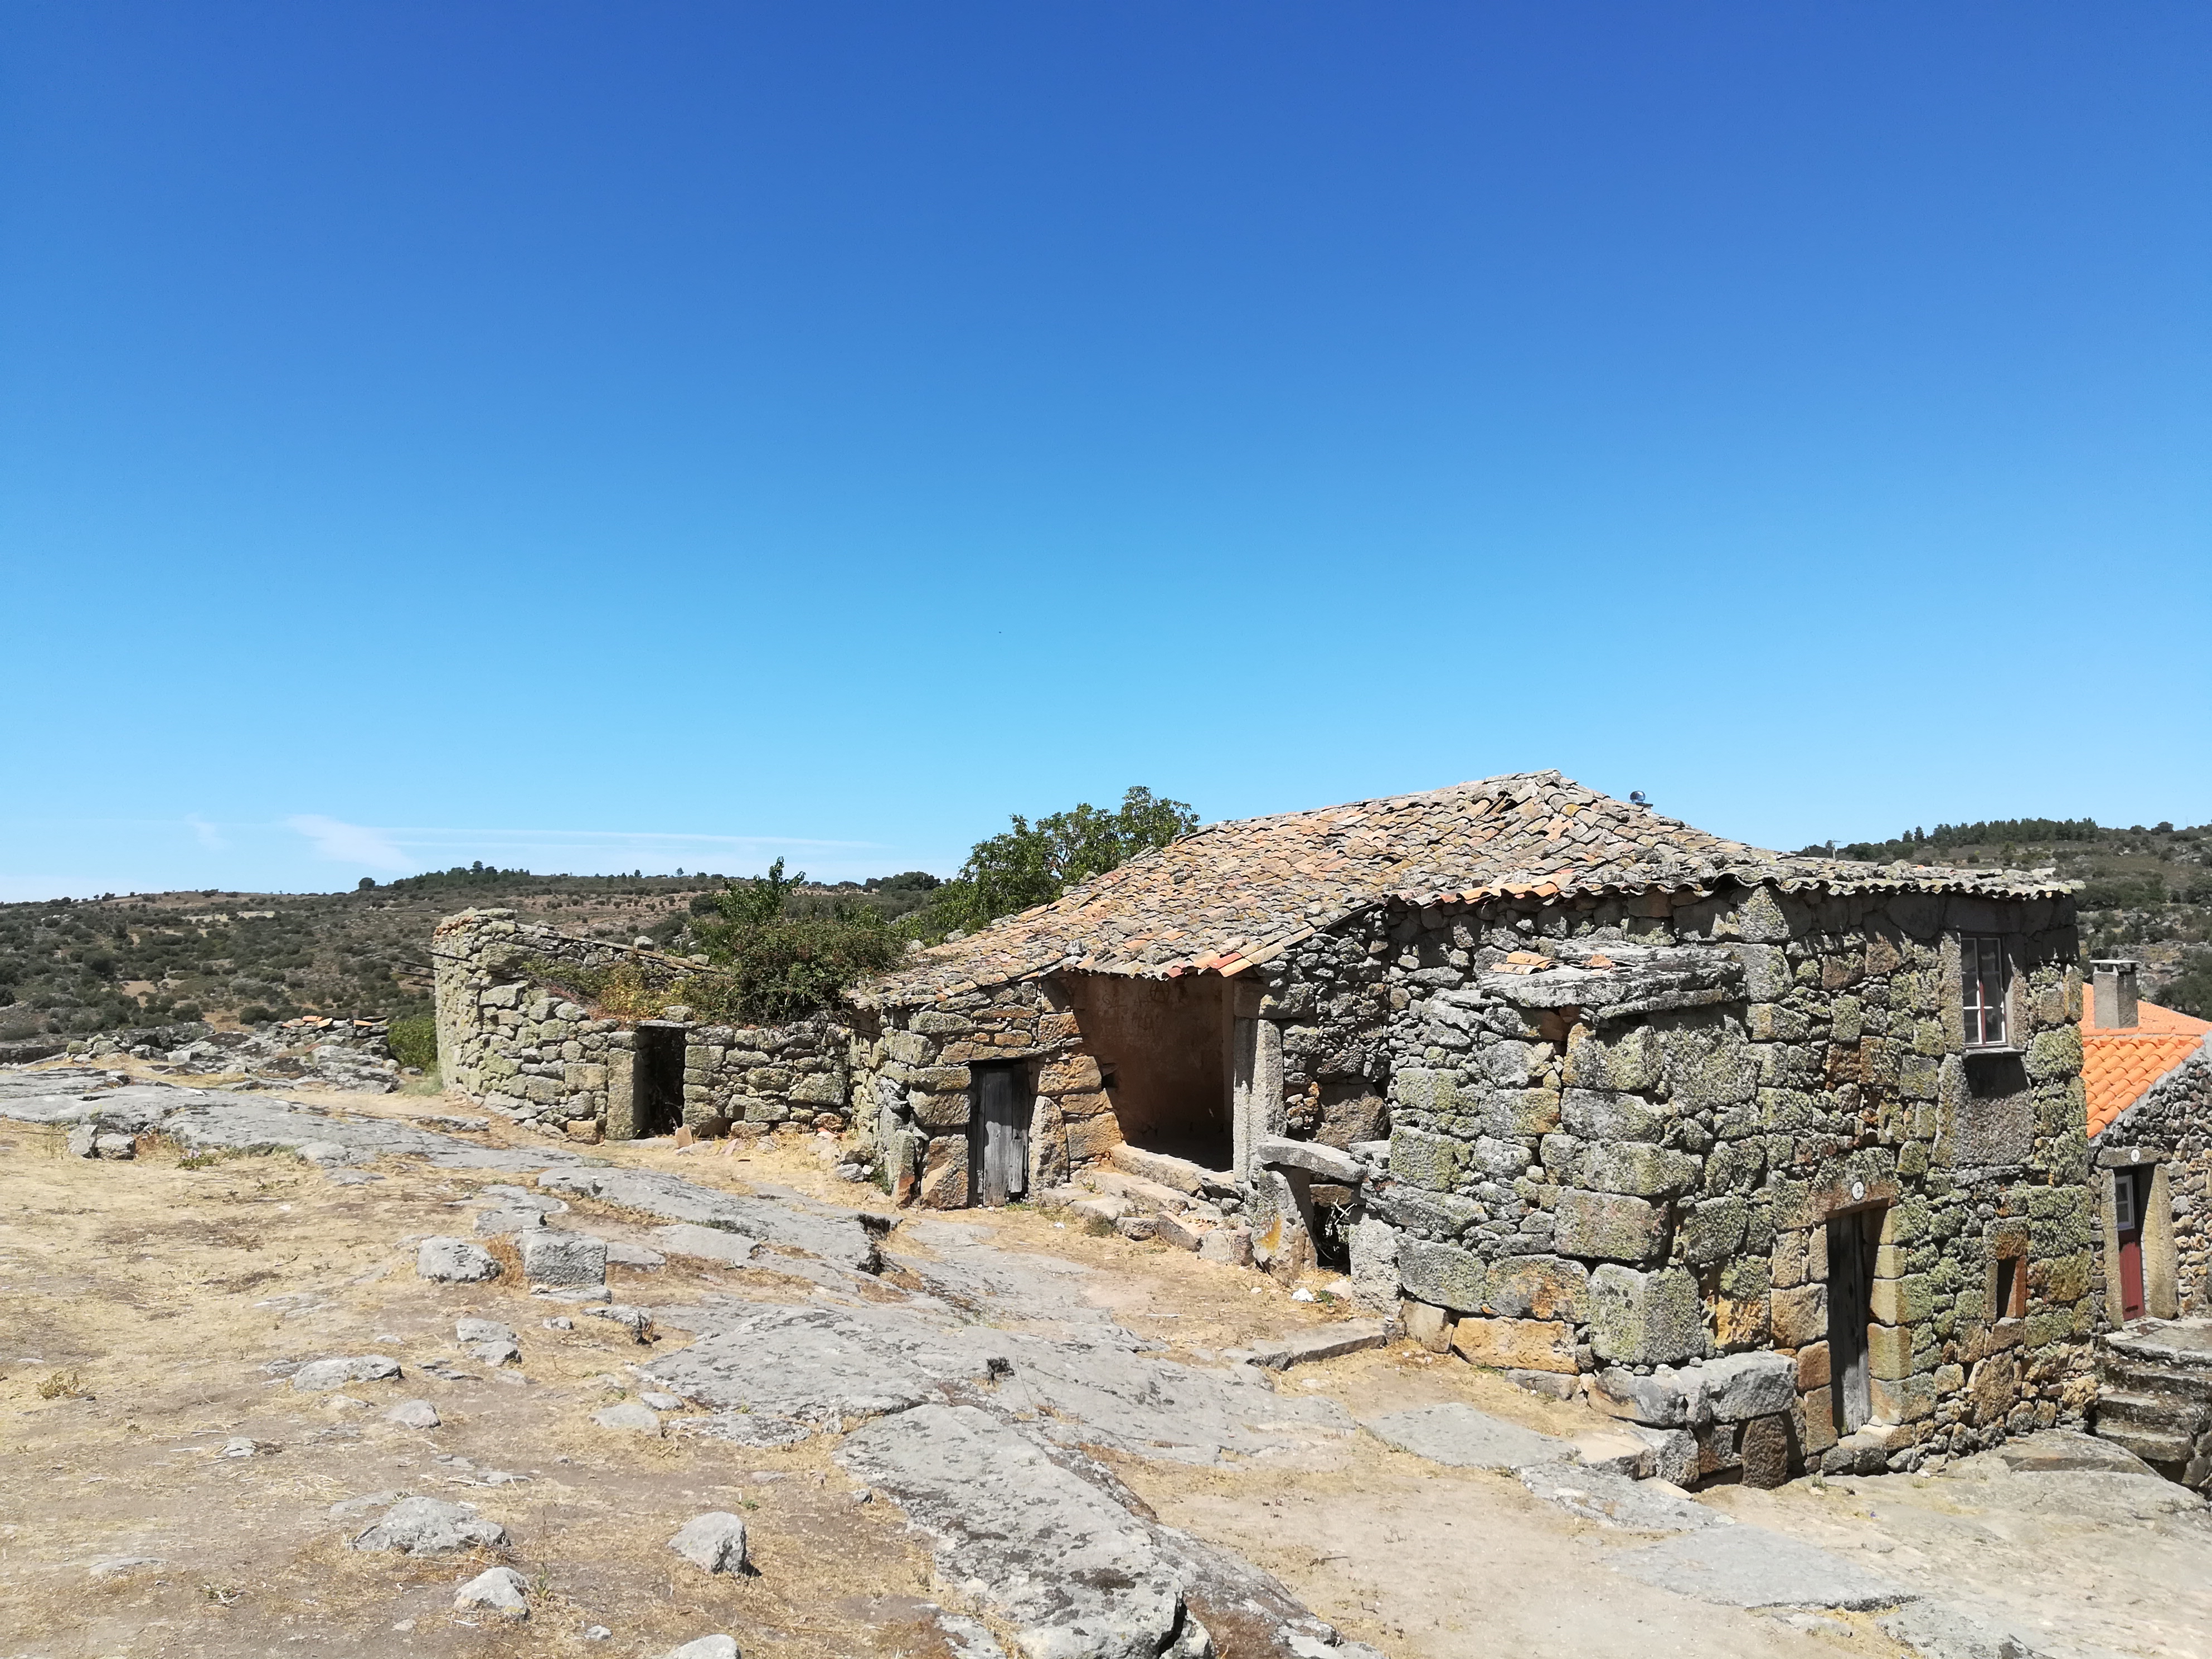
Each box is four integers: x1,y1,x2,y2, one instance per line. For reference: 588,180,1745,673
925,786,1198,935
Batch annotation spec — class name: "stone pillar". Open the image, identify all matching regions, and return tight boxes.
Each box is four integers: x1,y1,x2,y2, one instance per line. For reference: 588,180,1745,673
1230,1015,1258,1182
604,1040,638,1141
2148,1160,2180,1322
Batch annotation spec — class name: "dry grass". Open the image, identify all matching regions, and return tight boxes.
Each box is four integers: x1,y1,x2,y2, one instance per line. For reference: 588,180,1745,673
0,1128,963,1659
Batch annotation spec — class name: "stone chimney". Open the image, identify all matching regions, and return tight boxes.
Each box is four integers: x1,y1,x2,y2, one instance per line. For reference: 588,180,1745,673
2093,959,2140,1029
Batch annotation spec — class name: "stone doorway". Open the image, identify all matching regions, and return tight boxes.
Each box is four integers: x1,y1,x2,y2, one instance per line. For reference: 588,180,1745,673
1828,1206,1884,1434
634,1021,687,1137
970,1064,1029,1207
2117,1166,2152,1321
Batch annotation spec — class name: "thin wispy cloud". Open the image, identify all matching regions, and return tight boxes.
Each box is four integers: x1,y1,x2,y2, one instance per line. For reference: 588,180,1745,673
185,814,226,851
285,814,410,871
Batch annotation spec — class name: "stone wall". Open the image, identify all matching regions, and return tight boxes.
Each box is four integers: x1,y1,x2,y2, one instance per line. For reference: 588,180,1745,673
852,977,1116,1208
432,909,855,1139
1241,877,2094,1478
2094,1045,2212,1317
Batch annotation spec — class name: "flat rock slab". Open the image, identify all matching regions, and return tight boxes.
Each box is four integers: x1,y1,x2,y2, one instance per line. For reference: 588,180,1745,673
1245,1321,1388,1371
1517,1462,1726,1533
652,1223,759,1267
835,1403,1190,1659
1610,1526,1914,1611
1879,1599,2049,1659
647,1299,1346,1462
1364,1403,1574,1471
0,1072,580,1172
539,1166,882,1270
1982,1429,2155,1477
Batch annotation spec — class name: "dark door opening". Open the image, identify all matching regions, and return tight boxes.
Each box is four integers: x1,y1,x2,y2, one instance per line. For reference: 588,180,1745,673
636,1022,687,1137
1828,1207,1882,1434
971,1065,1028,1207
2117,1167,2151,1322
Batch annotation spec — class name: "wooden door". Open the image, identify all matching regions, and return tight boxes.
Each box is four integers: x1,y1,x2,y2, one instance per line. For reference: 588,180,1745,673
974,1068,1028,1207
1828,1208,1880,1433
2117,1168,2147,1321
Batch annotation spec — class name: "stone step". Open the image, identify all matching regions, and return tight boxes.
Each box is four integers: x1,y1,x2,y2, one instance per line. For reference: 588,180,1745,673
1107,1143,1236,1196
2093,1422,2195,1469
2098,1353,2212,1402
1034,1185,1129,1224
1084,1168,1202,1215
2095,1389,2201,1436
1241,1320,1389,1371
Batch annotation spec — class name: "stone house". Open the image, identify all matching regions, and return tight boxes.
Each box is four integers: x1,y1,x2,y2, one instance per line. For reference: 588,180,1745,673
2073,962,2212,1486
2077,959,2212,1323
847,771,2096,1479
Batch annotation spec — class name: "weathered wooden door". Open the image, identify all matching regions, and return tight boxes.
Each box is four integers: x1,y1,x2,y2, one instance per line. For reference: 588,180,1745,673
1828,1208,1880,1433
974,1067,1027,1207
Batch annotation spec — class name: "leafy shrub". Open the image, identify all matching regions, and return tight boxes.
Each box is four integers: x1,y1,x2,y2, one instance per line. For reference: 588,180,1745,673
386,1013,438,1070
237,1005,274,1025
689,861,906,1022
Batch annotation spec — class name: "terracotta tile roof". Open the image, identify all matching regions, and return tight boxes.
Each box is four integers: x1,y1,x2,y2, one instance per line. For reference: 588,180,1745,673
860,771,2073,1008
2084,996,2212,1136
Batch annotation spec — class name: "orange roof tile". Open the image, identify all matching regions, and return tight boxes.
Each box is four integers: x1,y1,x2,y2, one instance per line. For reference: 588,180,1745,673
2084,995,2212,1135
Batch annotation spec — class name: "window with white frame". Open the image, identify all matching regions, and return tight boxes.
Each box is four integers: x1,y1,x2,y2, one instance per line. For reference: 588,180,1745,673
1961,935,2010,1048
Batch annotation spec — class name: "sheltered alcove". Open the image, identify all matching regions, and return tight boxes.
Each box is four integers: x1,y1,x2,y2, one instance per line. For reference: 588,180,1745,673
1063,971,1233,1168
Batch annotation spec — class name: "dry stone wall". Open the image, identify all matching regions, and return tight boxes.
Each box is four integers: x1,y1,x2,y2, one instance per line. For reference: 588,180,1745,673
1246,877,2093,1479
433,910,855,1139
851,976,1119,1208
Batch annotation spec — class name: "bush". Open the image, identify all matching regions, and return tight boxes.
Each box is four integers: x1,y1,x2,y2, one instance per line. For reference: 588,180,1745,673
386,1013,438,1070
237,1005,274,1025
690,861,905,1022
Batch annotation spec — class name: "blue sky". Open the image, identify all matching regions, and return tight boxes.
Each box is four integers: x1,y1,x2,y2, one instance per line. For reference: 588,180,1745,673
4,3,2206,900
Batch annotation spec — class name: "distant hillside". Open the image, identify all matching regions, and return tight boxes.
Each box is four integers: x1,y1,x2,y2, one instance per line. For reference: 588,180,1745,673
1799,817,2212,1019
0,865,939,1043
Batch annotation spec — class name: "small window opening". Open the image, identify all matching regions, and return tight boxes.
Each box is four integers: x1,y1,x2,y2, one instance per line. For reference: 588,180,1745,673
1961,935,2010,1048
1994,1255,2026,1321
1309,1182,1355,1272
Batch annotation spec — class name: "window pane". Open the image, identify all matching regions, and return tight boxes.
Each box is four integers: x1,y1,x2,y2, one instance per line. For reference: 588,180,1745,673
1985,995,2006,1044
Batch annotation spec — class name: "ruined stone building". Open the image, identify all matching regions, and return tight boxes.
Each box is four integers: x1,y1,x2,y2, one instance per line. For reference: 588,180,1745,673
439,770,2111,1482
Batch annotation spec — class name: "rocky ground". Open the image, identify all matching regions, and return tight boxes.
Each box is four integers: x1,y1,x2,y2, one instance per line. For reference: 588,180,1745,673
2,1065,2208,1659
